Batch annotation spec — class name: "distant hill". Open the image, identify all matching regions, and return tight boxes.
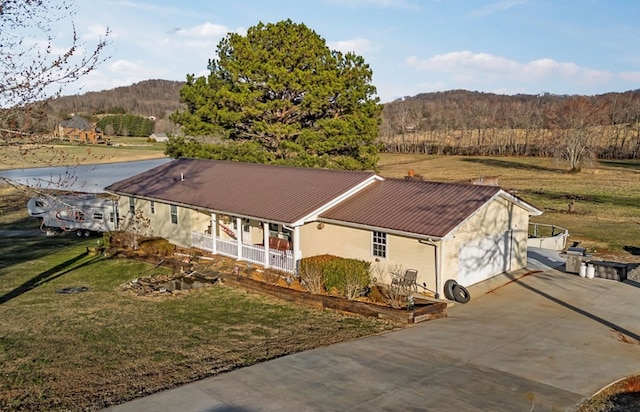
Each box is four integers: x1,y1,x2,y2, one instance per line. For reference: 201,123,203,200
45,79,185,121
43,79,185,134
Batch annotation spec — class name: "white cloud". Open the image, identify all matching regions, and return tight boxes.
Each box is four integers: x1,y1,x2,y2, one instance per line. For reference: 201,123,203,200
405,51,613,86
328,38,375,55
109,60,141,73
618,71,640,82
176,22,230,38
82,25,111,41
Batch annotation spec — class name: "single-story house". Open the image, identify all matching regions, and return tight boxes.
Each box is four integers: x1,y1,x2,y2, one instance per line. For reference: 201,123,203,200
105,158,541,298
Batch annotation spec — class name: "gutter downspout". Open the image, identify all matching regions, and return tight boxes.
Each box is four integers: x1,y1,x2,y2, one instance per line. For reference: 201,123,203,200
419,238,440,299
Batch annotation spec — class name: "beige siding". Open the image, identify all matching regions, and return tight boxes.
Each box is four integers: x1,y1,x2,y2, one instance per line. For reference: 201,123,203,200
117,196,197,248
299,222,437,291
441,196,531,283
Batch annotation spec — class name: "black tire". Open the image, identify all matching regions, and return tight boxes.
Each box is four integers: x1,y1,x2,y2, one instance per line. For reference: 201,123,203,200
453,284,471,304
444,279,458,300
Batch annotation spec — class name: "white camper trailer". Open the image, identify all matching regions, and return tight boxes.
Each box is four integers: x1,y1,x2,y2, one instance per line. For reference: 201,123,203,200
27,194,118,236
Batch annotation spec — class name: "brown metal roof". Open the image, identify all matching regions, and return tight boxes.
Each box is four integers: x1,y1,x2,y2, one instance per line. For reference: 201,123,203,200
105,158,378,224
319,178,502,238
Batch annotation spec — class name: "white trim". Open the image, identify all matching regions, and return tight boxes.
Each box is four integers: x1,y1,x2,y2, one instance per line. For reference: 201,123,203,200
263,221,270,268
497,190,542,216
211,212,217,254
236,217,242,259
290,175,383,226
371,230,387,259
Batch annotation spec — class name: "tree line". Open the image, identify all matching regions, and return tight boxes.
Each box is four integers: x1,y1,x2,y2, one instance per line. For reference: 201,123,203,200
380,90,640,161
97,114,155,137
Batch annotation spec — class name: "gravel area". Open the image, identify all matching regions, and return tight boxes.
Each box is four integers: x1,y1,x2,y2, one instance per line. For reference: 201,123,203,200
627,264,640,282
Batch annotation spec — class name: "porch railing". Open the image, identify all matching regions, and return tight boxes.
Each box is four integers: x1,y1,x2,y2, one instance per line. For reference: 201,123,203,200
191,231,295,273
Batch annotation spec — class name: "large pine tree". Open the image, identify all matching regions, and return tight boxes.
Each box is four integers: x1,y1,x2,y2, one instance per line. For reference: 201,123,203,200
169,19,381,170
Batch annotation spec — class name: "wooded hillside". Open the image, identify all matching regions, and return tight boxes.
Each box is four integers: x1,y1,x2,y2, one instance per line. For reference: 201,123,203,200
42,79,185,126
34,80,640,160
381,89,640,159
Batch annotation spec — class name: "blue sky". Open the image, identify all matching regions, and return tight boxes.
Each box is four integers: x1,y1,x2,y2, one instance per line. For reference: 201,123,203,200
55,0,640,103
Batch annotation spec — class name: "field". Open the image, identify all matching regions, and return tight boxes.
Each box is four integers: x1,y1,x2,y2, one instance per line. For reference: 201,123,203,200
377,153,640,261
0,138,167,171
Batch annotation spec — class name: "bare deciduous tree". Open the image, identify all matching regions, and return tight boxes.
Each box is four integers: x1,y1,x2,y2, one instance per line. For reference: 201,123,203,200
1,0,110,177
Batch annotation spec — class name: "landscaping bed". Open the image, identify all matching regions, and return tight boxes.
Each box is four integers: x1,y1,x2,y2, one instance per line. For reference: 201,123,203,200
209,271,447,324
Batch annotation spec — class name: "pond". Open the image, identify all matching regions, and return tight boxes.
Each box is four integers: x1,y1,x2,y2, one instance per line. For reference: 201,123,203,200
0,158,171,192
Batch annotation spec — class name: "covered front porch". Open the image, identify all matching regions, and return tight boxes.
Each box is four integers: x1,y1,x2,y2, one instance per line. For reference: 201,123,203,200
191,213,297,273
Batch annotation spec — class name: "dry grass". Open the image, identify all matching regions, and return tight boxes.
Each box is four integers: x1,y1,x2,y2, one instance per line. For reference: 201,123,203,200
0,140,167,171
378,154,640,261
0,188,402,412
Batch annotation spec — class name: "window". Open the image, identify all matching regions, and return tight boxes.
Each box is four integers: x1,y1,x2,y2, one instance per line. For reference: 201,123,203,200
372,231,387,258
129,197,135,214
93,212,103,220
109,212,115,223
269,223,279,238
242,218,250,233
170,205,178,224
150,201,155,214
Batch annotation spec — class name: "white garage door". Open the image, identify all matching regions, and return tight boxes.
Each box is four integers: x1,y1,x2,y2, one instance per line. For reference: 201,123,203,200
458,231,512,287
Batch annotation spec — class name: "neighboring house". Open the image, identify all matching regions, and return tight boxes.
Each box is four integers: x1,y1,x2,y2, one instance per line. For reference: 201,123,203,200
54,116,107,144
105,158,541,298
149,133,169,142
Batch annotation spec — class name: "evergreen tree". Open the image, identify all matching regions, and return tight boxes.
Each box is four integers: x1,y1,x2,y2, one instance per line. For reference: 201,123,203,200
169,19,381,170
97,114,154,137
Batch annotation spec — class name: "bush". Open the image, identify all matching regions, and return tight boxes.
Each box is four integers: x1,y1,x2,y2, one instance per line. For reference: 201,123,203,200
299,255,370,300
138,237,175,257
299,254,337,293
324,258,371,300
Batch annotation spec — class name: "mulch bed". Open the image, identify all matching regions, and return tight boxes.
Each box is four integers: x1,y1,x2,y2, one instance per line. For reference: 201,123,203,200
577,375,640,412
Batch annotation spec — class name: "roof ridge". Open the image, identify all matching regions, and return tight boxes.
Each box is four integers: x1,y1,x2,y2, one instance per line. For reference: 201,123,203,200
174,157,377,175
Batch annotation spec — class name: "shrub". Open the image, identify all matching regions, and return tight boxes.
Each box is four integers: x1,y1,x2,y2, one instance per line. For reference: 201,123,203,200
299,255,371,299
374,282,410,309
369,263,411,309
298,255,331,293
324,258,370,300
138,237,175,257
298,255,338,293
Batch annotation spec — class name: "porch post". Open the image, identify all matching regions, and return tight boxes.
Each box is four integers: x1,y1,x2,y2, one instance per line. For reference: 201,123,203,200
236,217,242,260
263,222,270,268
211,212,217,254
293,225,301,272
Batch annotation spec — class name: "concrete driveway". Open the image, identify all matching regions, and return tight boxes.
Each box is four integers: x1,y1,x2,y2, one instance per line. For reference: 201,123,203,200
105,249,640,412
